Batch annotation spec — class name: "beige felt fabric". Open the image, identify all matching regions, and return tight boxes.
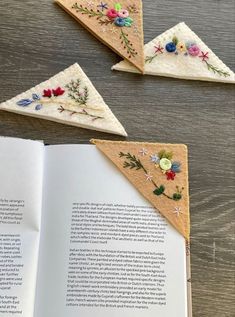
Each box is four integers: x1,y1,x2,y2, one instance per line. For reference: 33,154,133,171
91,139,190,239
112,22,235,83
0,64,127,136
55,0,144,73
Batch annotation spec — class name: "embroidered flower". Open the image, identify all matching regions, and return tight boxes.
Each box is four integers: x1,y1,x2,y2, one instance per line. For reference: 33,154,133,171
139,148,148,156
124,17,133,27
177,42,186,52
118,9,129,18
43,89,52,98
35,104,43,111
150,154,160,163
186,41,196,49
188,44,200,56
166,170,176,180
114,17,126,27
199,51,209,61
165,42,177,53
52,87,65,96
107,8,118,19
97,2,108,11
145,173,153,181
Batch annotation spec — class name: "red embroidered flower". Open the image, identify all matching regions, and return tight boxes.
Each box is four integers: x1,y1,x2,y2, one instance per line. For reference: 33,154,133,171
166,170,176,180
107,8,118,19
52,87,65,96
43,89,52,98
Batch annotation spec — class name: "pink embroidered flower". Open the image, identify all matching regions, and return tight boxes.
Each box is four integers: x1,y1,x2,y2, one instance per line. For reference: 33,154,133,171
118,9,129,18
107,8,118,19
188,44,200,56
52,87,65,96
43,89,52,98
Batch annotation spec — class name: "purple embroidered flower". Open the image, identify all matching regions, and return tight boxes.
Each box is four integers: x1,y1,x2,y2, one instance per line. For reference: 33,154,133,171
35,104,43,111
114,17,126,27
97,2,108,11
188,44,200,56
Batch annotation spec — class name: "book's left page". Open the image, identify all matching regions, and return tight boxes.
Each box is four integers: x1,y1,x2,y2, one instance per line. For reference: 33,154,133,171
0,137,44,317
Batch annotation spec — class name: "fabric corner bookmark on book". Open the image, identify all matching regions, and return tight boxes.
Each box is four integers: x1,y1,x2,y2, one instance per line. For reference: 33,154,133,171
112,22,235,83
0,63,127,136
55,0,145,73
90,139,190,240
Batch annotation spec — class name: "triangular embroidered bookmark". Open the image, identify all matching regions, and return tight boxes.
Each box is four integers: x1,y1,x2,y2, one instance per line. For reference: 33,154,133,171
55,0,145,73
112,22,235,83
91,139,190,239
0,64,127,136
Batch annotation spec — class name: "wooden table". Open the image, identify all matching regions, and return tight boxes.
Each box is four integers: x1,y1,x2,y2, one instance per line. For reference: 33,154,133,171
0,0,234,316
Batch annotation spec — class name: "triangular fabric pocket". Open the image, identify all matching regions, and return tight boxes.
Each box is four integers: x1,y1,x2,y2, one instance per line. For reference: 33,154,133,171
91,139,190,239
0,64,127,136
112,22,235,83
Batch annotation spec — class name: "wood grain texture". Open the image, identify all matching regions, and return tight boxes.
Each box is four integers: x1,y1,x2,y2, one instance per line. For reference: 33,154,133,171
0,0,234,316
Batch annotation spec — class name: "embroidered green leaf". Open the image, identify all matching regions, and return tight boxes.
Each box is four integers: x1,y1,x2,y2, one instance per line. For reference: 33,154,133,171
145,54,158,64
120,152,144,170
158,150,173,160
115,3,122,11
172,36,179,45
153,185,165,196
173,193,182,201
120,29,138,58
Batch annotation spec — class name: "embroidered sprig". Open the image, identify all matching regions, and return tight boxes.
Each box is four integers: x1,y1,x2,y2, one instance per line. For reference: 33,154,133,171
119,152,183,201
65,79,89,105
120,29,137,58
58,106,103,121
72,3,105,18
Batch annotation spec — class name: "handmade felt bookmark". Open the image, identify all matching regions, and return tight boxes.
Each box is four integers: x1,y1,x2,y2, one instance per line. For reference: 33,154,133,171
0,64,127,136
55,0,145,73
91,139,190,239
112,22,235,83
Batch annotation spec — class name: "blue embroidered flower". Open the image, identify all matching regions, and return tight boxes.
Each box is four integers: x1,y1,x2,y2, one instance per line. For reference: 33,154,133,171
150,154,160,163
32,93,40,101
16,99,32,107
35,104,43,111
171,162,181,173
165,42,177,53
114,17,126,27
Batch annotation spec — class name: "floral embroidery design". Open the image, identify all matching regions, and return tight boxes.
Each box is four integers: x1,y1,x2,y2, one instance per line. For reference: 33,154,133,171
150,150,181,181
16,78,104,121
173,206,183,217
119,152,184,201
71,2,138,58
146,36,230,77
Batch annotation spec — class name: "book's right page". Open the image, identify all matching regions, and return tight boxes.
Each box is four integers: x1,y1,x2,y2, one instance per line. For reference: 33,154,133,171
34,145,187,317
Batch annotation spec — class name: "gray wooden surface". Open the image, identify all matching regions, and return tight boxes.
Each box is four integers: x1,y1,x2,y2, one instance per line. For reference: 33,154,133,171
0,0,235,316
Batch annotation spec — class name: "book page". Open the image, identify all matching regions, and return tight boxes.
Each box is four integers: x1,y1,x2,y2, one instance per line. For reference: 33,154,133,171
0,137,44,317
35,145,187,317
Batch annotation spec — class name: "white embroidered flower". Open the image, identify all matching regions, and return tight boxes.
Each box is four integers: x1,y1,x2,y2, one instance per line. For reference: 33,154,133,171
173,207,183,217
145,173,153,181
139,148,148,156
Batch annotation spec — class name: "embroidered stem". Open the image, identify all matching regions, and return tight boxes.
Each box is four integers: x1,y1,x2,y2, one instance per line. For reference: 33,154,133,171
145,54,158,64
72,3,105,19
36,99,103,112
119,152,175,200
58,106,104,121
98,18,114,26
120,29,137,58
204,60,230,77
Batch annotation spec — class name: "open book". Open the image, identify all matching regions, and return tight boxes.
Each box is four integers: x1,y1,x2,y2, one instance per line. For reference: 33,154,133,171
0,137,191,317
